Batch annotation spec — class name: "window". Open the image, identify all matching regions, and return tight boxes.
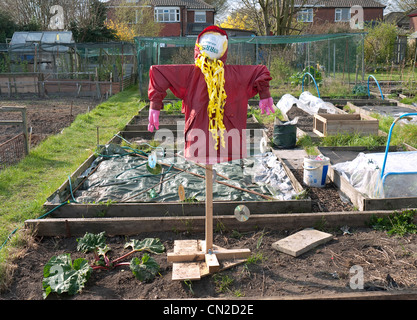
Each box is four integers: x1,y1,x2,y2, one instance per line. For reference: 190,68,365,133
154,7,180,22
194,11,206,23
335,8,351,22
297,8,313,22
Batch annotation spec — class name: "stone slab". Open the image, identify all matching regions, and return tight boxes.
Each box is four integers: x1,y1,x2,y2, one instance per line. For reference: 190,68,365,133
272,228,333,257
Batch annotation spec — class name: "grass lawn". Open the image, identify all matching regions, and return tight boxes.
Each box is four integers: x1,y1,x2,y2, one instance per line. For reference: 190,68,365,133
0,86,145,290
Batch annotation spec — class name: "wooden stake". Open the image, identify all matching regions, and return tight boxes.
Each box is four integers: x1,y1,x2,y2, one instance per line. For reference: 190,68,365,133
205,164,213,253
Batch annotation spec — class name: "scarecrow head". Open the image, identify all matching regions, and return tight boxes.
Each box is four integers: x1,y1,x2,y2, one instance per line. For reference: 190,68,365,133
195,26,228,62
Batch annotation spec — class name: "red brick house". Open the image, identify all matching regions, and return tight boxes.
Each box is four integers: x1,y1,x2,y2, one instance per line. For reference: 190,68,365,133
407,9,417,31
294,0,385,26
104,0,215,37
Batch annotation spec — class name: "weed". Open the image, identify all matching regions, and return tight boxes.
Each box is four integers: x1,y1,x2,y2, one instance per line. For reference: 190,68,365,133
230,230,243,239
320,133,386,150
370,209,417,236
183,280,194,295
314,216,328,231
215,220,226,234
213,274,234,293
246,252,264,265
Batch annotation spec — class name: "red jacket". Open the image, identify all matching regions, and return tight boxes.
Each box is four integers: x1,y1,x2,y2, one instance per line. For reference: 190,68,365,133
148,26,272,164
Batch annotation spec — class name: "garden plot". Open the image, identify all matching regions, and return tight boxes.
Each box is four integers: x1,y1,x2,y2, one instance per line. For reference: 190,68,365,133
346,100,417,120
320,146,417,211
38,109,311,237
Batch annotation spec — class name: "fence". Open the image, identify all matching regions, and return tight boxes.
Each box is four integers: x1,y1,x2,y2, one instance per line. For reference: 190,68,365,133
135,32,367,95
0,40,138,98
0,133,27,170
0,106,28,170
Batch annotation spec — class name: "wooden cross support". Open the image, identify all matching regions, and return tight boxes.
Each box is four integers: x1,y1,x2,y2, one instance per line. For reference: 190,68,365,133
167,164,251,281
168,240,251,281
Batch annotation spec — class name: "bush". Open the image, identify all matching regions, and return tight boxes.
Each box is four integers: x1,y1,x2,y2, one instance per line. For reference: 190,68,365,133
364,21,398,67
270,55,293,84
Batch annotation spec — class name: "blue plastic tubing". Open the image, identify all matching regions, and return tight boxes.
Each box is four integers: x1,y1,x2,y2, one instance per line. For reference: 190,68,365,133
367,75,384,100
301,72,321,99
380,113,417,180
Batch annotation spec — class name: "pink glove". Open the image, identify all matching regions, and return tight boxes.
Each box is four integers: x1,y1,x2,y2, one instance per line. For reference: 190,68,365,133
148,109,160,132
259,97,275,115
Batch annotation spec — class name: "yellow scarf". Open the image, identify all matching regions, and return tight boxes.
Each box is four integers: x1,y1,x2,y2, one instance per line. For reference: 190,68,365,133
195,44,227,150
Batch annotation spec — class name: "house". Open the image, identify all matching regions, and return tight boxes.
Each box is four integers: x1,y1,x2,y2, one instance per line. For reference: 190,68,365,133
384,11,410,30
294,0,385,26
104,0,215,37
407,9,417,32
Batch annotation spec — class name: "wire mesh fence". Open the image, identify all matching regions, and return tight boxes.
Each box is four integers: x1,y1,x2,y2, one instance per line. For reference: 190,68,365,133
0,133,26,170
0,35,137,98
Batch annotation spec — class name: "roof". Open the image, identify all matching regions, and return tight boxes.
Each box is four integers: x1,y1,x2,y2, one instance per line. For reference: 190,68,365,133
105,0,214,10
408,9,417,17
294,0,385,8
384,12,410,25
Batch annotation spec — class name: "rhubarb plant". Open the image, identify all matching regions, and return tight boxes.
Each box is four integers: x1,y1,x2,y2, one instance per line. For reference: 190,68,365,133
42,232,165,298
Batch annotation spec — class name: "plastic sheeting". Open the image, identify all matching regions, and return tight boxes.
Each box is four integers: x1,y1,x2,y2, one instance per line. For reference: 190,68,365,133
332,151,417,199
276,92,339,118
73,146,298,203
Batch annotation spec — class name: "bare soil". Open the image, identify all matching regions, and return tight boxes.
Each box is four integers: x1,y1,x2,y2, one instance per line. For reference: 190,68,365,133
0,97,97,146
1,228,416,301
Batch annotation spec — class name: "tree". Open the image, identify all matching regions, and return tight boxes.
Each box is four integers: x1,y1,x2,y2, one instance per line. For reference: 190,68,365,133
111,0,163,37
69,0,118,42
364,21,399,66
0,10,17,42
219,12,257,31
204,0,229,22
231,0,310,35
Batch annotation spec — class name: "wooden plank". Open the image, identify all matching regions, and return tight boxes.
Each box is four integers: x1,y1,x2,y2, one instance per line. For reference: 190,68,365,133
0,120,24,125
327,165,366,210
272,228,333,257
205,164,213,252
313,112,379,137
168,247,250,262
26,211,412,237
173,239,199,254
43,199,312,218
205,254,220,273
172,262,201,281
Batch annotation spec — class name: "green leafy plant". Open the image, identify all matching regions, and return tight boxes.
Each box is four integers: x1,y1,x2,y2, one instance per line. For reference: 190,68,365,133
290,66,322,87
370,210,417,236
352,84,367,96
164,100,183,114
42,254,92,299
42,232,165,298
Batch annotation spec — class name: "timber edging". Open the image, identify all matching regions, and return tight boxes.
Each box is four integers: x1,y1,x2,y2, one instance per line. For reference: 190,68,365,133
24,210,413,237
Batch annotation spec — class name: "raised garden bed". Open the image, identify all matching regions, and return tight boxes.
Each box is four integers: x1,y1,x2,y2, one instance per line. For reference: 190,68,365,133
34,105,312,238
313,113,379,137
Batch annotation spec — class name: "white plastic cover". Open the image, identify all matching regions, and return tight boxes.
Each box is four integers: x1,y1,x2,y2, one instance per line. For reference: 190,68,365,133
332,151,417,198
276,92,338,119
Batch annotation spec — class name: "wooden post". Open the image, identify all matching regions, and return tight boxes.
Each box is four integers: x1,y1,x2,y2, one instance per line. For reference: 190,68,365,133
205,164,213,253
21,107,29,155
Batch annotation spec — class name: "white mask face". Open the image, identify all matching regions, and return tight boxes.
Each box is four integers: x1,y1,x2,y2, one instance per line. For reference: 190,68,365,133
198,32,228,60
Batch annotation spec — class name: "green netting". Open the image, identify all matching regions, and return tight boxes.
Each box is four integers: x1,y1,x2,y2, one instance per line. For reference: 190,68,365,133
0,36,136,80
135,32,367,95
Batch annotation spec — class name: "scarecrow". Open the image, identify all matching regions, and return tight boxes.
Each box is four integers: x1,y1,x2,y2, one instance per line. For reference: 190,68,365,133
147,26,275,267
147,25,274,164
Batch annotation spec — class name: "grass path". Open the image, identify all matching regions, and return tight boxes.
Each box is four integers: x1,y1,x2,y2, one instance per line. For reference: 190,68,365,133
0,87,145,289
